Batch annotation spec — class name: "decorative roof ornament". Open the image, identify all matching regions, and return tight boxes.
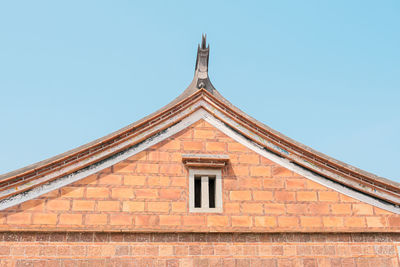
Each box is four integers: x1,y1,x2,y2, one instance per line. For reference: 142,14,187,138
193,34,215,92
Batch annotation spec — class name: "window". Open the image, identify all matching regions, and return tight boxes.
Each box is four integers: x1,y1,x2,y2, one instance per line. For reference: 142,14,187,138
182,154,228,213
189,169,222,213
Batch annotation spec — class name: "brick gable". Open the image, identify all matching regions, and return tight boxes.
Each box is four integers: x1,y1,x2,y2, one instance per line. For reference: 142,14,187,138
0,119,398,232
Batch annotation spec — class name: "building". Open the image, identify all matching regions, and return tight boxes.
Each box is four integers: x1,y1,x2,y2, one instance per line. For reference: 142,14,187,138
0,35,399,266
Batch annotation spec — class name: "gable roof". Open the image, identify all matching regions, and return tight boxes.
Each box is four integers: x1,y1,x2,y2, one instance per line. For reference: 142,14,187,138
1,35,399,212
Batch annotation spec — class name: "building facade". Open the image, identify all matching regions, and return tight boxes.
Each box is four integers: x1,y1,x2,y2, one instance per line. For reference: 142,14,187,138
0,36,399,266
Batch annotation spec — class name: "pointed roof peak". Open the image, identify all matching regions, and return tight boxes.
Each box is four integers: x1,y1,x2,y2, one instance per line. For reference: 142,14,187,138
193,34,215,92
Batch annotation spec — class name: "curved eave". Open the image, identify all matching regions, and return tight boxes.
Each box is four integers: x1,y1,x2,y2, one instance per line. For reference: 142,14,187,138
209,89,400,201
1,85,399,206
0,84,201,189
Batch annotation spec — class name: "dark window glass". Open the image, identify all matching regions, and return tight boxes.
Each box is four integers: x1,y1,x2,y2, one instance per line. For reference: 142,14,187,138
194,177,202,208
209,177,216,208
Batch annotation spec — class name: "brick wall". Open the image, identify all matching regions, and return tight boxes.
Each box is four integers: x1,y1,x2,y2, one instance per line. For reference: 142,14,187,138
0,232,399,266
0,119,399,232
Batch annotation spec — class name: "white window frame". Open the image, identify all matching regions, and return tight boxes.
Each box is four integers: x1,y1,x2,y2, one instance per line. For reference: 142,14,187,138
189,168,222,213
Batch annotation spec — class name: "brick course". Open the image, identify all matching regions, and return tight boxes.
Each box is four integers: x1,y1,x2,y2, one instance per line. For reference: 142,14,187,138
0,232,398,266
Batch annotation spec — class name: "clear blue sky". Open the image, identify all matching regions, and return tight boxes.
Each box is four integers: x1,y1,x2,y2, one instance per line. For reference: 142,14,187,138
0,1,399,181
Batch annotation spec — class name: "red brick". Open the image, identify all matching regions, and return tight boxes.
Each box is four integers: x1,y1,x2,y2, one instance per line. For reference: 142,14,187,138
225,203,240,214
159,164,182,175
254,216,276,227
275,191,295,202
148,176,170,186
388,217,400,227
308,203,330,214
323,217,344,227
136,163,159,173
232,216,252,227
159,189,182,200
250,166,271,177
135,189,158,199
207,216,229,227
72,200,95,211
159,215,181,226
345,217,366,227
145,246,158,256
86,214,107,225
352,204,374,215
263,178,284,189
278,217,299,227
264,204,285,214
206,142,225,151
111,188,134,199
239,178,262,188
228,142,248,152
7,213,31,224
230,191,251,201
241,203,263,214
286,204,307,214
300,216,322,227
97,201,120,211
183,141,203,151
366,217,387,227
124,175,146,186
110,214,133,226
194,129,215,139
147,202,169,212
318,191,339,202
33,213,57,224
297,191,317,201
86,187,109,198
171,202,186,213
59,214,82,225
135,215,158,226
159,245,174,256
122,201,145,212
57,246,71,256
47,200,70,211
238,154,259,164
24,246,39,256
170,177,187,187
253,191,273,201
183,216,206,226
286,179,306,189
148,151,169,161
229,165,249,176
331,204,351,214
170,153,182,162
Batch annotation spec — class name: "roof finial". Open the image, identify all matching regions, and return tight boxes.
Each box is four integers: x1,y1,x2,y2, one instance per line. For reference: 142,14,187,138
194,34,213,91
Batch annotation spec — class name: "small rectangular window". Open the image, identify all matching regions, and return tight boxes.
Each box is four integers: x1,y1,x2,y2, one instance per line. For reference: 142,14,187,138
189,169,222,213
